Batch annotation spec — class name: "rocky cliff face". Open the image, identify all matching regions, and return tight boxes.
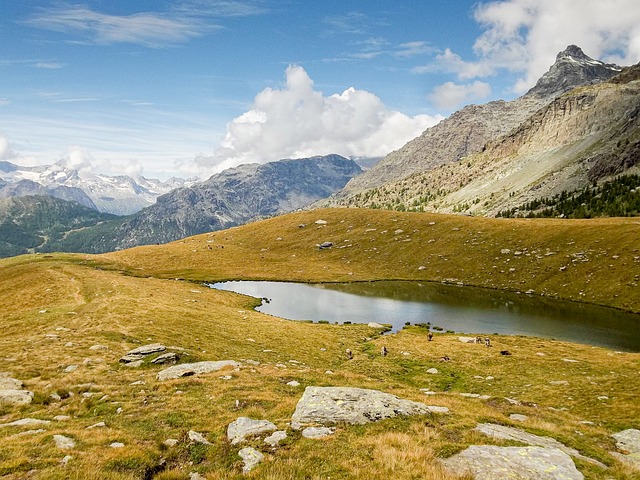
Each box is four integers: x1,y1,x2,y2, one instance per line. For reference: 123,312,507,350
85,154,362,250
328,46,622,202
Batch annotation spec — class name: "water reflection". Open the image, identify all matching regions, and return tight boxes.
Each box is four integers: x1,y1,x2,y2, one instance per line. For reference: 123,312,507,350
210,280,640,352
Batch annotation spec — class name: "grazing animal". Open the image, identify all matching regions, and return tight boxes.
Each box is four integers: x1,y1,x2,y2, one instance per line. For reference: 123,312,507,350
428,333,433,341
346,348,353,360
439,355,450,362
500,350,512,355
381,346,388,357
485,337,491,347
475,336,483,344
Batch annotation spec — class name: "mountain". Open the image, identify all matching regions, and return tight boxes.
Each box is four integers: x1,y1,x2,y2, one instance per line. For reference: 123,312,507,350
0,195,117,258
330,59,640,217
327,46,623,201
59,154,362,252
0,160,186,215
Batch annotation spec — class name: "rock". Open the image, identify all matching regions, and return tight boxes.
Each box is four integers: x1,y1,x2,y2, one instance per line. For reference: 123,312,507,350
317,241,333,249
426,406,450,414
426,368,439,374
189,473,206,480
264,430,287,447
510,414,529,422
163,438,179,447
151,352,179,365
0,377,22,390
156,360,240,381
0,418,51,428
550,380,569,385
458,336,477,343
290,386,431,429
60,455,73,465
238,446,264,473
314,219,328,225
460,393,491,400
302,426,335,439
367,322,385,328
11,429,46,437
89,345,108,351
475,423,605,468
613,429,640,454
110,442,125,448
53,434,76,450
86,422,106,429
287,380,301,387
63,365,78,373
188,430,211,445
0,389,33,406
126,360,144,368
54,415,71,421
127,343,166,355
443,445,584,480
119,353,144,363
227,417,277,445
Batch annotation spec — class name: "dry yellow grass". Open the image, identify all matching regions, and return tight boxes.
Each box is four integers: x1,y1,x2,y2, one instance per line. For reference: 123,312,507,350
0,208,639,479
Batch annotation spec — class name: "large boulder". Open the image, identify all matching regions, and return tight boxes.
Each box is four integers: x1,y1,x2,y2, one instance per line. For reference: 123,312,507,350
0,376,23,390
443,445,584,480
611,429,640,469
0,389,33,406
156,360,240,381
120,343,166,363
290,386,431,429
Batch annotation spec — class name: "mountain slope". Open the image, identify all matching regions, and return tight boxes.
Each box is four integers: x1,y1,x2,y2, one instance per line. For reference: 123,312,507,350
334,64,640,216
327,46,622,201
61,154,362,252
0,195,117,257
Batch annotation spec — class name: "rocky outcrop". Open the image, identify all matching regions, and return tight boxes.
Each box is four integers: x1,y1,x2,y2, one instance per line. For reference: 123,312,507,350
290,386,432,429
227,417,277,445
443,445,584,480
156,360,240,381
611,429,640,469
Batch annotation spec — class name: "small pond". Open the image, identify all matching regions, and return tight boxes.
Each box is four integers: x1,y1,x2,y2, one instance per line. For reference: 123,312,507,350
209,280,640,352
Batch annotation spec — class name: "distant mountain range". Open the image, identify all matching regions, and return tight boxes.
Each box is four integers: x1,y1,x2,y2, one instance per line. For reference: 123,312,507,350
0,160,188,215
0,154,362,256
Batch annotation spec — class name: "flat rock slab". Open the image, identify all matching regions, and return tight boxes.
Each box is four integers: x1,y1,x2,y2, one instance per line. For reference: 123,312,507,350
238,447,264,473
443,445,584,480
476,423,605,468
0,418,51,428
0,389,33,406
612,429,640,469
302,426,335,439
228,417,277,445
0,377,23,390
291,386,431,429
127,343,166,355
157,360,240,381
53,434,76,450
264,430,287,447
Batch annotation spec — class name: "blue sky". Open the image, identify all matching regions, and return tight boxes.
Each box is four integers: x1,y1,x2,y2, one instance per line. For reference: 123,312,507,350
1,1,639,180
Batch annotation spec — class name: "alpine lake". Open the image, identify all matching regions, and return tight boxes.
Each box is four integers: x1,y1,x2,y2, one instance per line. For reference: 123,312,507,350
209,280,640,352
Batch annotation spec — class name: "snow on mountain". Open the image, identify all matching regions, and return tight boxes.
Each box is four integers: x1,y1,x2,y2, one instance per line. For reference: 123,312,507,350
0,160,188,215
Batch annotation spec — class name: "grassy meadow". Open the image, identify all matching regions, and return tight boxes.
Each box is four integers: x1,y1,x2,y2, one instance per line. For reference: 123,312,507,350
0,208,638,479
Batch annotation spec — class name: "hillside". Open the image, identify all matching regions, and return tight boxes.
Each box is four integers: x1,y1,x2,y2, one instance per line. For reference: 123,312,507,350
0,209,638,479
0,195,117,258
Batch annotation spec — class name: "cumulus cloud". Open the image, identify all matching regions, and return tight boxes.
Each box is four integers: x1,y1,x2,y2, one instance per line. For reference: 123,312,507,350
415,0,640,94
428,81,492,110
195,65,442,176
0,134,16,160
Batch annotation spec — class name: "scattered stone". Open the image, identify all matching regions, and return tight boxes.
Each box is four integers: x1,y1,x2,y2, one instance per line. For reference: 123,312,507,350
325,370,334,375
0,389,33,406
550,380,570,386
54,415,71,422
291,386,432,429
367,322,385,328
597,395,609,400
130,380,145,386
53,434,76,450
151,352,179,365
536,352,546,356
426,368,439,374
476,423,605,468
89,345,108,351
60,455,73,465
418,265,426,270
50,393,62,402
110,442,125,448
11,429,45,437
510,414,529,422
317,241,333,249
228,417,277,445
287,380,301,387
188,430,212,445
458,336,476,343
264,430,287,447
238,446,264,473
127,343,166,355
420,389,436,395
157,360,241,381
164,438,179,447
119,353,144,363
63,365,78,373
86,422,106,429
504,397,521,405
302,426,335,439
443,445,584,480
460,393,491,400
0,376,23,390
219,375,233,380
486,376,494,381
314,219,327,225
426,406,450,414
0,418,51,428
562,358,579,363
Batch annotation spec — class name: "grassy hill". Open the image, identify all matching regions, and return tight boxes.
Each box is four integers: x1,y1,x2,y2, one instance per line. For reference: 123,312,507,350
0,209,638,479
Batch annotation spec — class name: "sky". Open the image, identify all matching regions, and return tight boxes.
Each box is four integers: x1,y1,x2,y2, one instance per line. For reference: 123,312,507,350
1,0,640,181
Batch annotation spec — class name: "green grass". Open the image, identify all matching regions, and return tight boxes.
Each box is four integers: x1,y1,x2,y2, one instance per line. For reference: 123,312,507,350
0,208,638,479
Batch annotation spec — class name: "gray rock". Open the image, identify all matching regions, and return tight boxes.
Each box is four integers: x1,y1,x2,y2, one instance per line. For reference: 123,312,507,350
63,365,78,373
426,406,449,414
0,389,33,406
156,360,240,381
86,422,106,429
475,423,605,468
188,430,211,445
127,343,166,355
238,446,264,473
301,426,335,439
0,377,22,390
613,429,640,454
110,442,125,448
89,344,108,351
286,380,300,387
290,386,431,429
164,438,179,447
443,445,584,480
119,353,144,363
151,352,179,365
458,336,477,343
426,368,439,374
53,434,76,450
227,417,277,445
60,455,73,465
0,418,51,428
510,414,529,422
125,360,144,368
367,322,385,328
264,430,287,447
189,473,206,480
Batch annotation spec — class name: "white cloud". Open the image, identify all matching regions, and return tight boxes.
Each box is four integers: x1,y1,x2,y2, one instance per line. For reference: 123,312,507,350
428,81,492,110
0,134,15,160
195,65,442,177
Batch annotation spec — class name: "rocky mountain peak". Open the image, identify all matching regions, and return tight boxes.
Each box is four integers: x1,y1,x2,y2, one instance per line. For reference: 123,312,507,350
526,44,622,98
